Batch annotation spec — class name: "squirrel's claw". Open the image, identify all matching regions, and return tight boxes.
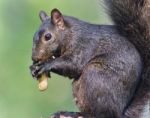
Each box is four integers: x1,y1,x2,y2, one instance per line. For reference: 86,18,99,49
30,62,50,78
36,63,51,77
30,63,44,79
30,65,36,78
36,67,45,77
30,63,51,79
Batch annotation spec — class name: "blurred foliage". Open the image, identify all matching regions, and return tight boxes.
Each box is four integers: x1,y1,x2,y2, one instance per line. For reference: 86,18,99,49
0,0,110,118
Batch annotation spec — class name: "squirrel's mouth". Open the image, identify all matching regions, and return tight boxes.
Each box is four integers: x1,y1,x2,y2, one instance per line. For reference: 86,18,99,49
33,55,56,65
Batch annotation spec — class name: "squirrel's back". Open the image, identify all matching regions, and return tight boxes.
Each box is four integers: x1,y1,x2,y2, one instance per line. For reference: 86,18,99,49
63,15,142,68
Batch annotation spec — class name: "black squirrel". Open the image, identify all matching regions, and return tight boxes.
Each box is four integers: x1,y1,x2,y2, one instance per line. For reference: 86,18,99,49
30,0,150,118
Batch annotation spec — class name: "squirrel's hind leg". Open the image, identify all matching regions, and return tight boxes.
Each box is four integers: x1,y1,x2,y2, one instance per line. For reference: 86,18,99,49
73,62,127,118
50,111,94,118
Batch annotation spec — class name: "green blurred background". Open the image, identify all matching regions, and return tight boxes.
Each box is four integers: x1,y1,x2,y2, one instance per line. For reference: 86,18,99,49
0,0,110,118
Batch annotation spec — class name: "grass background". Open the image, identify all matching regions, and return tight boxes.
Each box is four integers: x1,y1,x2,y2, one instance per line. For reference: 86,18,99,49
0,0,110,118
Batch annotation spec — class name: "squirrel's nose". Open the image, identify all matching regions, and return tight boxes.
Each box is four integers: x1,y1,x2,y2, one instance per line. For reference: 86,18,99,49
32,54,41,62
32,57,40,63
32,46,42,62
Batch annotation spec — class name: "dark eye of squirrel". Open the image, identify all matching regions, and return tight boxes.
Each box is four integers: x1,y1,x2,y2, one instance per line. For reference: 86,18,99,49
44,33,52,41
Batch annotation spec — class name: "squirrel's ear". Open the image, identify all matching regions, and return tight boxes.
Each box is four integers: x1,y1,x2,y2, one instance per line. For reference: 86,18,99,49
39,10,48,22
51,8,65,30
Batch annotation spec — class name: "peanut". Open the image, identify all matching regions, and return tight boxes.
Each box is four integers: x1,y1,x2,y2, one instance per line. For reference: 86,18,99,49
38,73,48,91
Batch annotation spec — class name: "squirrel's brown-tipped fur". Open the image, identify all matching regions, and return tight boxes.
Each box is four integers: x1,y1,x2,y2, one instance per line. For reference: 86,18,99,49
105,0,150,117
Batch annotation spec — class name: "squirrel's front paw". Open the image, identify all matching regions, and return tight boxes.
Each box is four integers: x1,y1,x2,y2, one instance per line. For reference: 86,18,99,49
30,64,38,78
30,62,50,78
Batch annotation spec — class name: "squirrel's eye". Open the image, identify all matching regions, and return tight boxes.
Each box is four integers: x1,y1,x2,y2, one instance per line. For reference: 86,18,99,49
44,33,52,41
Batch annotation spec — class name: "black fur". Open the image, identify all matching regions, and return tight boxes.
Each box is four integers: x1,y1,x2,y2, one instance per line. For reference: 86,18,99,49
30,0,150,118
105,0,150,117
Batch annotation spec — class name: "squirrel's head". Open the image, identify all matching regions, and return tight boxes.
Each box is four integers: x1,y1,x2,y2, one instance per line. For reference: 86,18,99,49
32,8,68,62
